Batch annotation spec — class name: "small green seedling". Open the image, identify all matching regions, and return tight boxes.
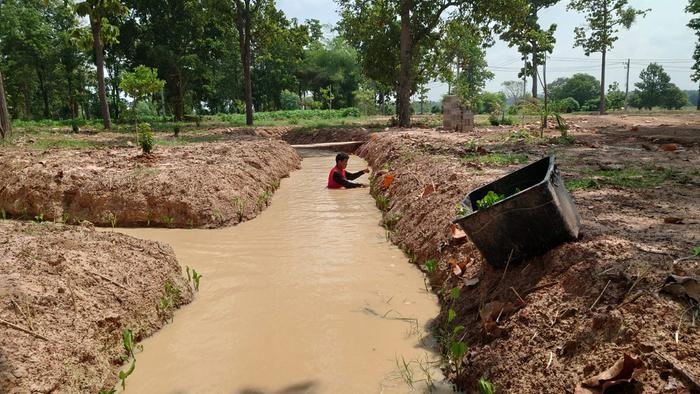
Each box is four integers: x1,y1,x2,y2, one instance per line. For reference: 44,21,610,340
455,204,467,217
375,195,390,211
477,377,496,394
119,360,136,390
192,269,202,291
425,259,436,274
99,389,116,394
186,266,191,282
476,191,505,209
33,213,44,223
692,246,700,257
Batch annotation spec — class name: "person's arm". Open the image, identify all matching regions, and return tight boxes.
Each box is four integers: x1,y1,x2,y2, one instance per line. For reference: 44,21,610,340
333,171,362,188
345,169,366,181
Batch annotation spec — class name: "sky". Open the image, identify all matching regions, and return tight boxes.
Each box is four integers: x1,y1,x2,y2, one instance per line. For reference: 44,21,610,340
277,0,697,101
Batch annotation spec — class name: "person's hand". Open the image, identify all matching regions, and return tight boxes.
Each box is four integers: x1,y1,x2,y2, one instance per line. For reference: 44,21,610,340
363,168,370,174
360,183,368,188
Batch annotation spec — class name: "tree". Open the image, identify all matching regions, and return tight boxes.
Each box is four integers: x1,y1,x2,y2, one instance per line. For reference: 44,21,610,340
502,80,527,105
0,70,10,139
688,0,700,110
634,63,671,110
119,65,165,128
606,82,625,111
234,0,266,125
568,0,647,114
549,73,600,106
75,0,128,129
416,84,429,114
437,19,494,109
662,84,689,110
446,23,494,110
338,0,528,128
500,0,559,98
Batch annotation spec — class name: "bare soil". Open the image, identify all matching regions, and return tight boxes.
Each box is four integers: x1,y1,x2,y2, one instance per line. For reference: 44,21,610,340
0,135,300,228
0,220,192,393
281,127,370,145
357,113,700,393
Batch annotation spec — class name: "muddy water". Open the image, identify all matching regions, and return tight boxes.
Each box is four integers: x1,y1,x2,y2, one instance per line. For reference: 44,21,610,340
116,154,445,393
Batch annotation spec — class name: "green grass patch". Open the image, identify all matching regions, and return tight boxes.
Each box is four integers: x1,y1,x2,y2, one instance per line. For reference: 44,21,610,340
462,152,529,166
566,167,677,191
29,139,99,149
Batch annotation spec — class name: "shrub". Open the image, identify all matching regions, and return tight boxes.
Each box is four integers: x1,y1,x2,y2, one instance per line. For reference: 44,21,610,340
555,97,580,113
139,123,154,154
280,90,301,110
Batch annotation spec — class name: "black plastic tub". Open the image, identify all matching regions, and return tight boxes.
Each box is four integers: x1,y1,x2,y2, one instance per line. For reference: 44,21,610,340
453,156,580,268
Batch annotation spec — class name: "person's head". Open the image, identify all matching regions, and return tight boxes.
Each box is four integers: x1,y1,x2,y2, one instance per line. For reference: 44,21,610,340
335,152,349,169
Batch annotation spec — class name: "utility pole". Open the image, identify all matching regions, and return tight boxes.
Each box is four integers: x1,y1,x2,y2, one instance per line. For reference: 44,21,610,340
623,58,630,105
543,56,548,112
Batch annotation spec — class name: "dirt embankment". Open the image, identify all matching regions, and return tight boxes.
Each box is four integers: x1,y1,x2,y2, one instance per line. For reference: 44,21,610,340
281,127,370,145
357,122,700,393
0,220,192,393
0,136,300,228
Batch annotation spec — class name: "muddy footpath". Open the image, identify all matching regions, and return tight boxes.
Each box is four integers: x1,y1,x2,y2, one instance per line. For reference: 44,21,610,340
358,114,700,393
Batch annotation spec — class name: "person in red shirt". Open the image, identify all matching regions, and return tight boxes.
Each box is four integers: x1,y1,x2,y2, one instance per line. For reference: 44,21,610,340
327,152,369,189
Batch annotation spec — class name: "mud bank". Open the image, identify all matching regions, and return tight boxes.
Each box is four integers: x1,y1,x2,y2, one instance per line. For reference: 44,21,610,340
0,136,300,228
282,127,370,146
0,220,192,393
358,125,700,393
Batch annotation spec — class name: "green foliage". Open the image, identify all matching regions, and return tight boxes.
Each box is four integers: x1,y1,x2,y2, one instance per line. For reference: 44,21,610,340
476,191,505,209
476,92,507,115
566,167,676,190
553,97,580,113
425,259,436,274
689,0,700,84
375,194,390,211
606,82,626,110
279,90,301,110
477,377,496,394
138,123,154,154
120,66,165,103
118,328,137,389
633,63,688,110
192,269,202,291
463,152,528,166
692,246,700,257
549,74,600,105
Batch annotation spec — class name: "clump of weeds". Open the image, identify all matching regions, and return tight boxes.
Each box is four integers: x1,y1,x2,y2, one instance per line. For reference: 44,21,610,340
186,266,202,291
375,194,390,211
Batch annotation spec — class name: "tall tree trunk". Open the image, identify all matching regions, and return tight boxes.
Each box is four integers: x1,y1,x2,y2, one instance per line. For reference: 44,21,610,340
174,66,184,121
398,0,412,128
90,17,111,129
108,64,120,121
531,46,538,98
236,0,254,126
599,48,606,115
22,83,32,120
697,83,700,111
0,70,11,139
37,68,50,118
599,3,608,115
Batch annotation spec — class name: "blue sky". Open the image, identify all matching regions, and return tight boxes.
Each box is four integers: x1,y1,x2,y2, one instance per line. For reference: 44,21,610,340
277,0,697,101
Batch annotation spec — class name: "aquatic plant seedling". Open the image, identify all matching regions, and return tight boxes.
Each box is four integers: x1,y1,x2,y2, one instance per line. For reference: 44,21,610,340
477,377,495,394
186,266,191,282
119,360,136,390
122,328,135,359
476,191,505,209
192,269,202,291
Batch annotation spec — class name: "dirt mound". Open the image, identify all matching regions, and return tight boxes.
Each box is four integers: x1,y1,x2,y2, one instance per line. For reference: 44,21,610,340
0,137,300,228
358,127,700,393
282,127,370,145
0,220,192,393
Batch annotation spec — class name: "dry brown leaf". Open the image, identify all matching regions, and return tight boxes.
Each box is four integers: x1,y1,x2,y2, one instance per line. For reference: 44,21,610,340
660,143,678,152
661,275,700,305
451,263,462,276
420,183,435,198
451,224,467,240
574,354,644,394
382,174,395,188
663,217,684,224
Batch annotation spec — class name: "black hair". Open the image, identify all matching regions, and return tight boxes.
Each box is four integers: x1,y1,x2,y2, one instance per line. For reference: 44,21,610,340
335,152,349,163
